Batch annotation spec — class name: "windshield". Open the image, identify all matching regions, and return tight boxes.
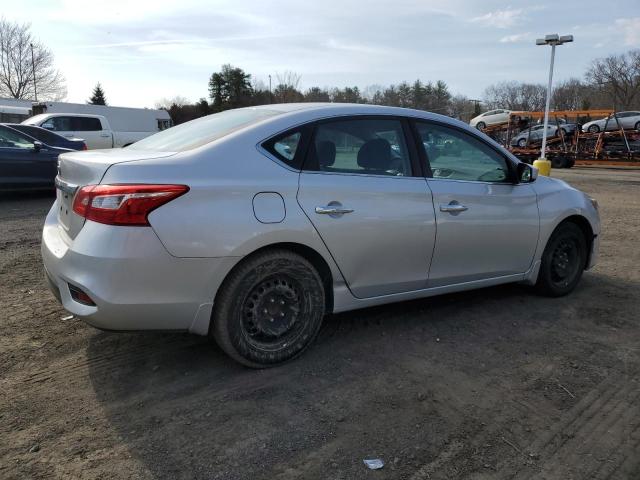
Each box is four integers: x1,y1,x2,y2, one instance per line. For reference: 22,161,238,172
128,108,282,152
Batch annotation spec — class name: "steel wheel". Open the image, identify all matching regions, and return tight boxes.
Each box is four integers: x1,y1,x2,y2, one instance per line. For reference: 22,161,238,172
241,275,304,352
549,238,581,289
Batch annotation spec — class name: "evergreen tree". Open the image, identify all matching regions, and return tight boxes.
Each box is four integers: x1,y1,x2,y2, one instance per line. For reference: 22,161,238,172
88,83,107,105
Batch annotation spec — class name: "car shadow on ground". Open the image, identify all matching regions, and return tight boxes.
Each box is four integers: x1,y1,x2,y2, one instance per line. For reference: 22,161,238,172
86,271,640,479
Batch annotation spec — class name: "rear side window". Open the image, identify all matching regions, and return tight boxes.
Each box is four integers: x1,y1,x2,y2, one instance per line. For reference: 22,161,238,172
305,118,411,176
262,130,305,168
13,125,60,145
73,117,102,131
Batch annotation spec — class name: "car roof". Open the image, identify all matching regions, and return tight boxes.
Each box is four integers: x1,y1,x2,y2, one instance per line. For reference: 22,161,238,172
242,102,466,125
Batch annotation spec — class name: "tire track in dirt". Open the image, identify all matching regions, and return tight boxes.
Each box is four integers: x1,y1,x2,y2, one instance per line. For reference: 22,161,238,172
509,374,640,479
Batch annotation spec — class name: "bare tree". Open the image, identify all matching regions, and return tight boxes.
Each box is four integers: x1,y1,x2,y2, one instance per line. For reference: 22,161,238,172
483,81,546,111
586,50,640,110
155,95,189,110
273,71,303,103
0,18,66,101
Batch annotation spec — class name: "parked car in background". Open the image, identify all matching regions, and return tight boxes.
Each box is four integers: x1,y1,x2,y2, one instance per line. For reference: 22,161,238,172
0,124,75,190
7,123,86,151
511,119,578,147
43,103,600,368
581,111,640,133
469,109,512,130
23,113,148,149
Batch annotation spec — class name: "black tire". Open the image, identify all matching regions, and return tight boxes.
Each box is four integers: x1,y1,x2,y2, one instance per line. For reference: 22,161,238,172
551,156,567,168
635,121,640,131
211,249,325,368
517,138,527,148
588,124,600,134
566,158,575,168
536,222,587,297
476,122,486,131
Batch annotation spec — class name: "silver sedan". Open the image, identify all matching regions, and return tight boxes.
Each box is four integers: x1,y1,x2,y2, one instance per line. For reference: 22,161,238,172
42,104,600,367
582,111,640,133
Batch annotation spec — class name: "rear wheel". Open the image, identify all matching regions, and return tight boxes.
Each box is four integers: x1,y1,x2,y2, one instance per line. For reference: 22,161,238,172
536,222,587,297
211,249,325,368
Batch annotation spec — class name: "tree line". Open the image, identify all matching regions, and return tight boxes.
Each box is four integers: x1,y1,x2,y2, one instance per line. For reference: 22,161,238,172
161,48,639,125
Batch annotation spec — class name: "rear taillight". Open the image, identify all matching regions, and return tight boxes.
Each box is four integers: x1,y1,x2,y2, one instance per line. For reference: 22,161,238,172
72,184,189,226
82,144,88,150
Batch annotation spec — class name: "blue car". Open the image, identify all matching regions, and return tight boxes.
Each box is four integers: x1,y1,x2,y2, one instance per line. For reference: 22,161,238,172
0,124,77,190
5,123,87,151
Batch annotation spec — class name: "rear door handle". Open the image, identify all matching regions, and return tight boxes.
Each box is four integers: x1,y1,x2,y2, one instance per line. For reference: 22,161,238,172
440,203,468,213
315,206,354,215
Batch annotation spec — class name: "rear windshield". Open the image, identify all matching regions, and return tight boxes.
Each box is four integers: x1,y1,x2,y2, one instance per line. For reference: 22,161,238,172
127,108,282,152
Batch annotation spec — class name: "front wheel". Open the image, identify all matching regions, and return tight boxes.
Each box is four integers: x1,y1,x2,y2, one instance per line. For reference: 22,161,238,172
517,138,527,148
476,122,486,131
211,250,325,368
588,124,600,134
536,222,587,297
635,121,640,131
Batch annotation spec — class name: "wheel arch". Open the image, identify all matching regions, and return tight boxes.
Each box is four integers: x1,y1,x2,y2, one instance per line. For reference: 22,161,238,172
553,214,595,268
214,241,335,315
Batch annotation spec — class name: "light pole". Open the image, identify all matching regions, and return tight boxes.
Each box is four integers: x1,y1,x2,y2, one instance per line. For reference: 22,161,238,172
534,34,573,175
268,75,272,103
30,43,38,101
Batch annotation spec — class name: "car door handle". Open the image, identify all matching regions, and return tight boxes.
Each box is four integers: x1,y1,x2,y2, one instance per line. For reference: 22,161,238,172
315,206,354,215
440,203,468,213
100,133,111,137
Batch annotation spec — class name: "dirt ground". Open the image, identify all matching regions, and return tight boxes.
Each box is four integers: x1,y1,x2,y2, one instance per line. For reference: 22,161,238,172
1,167,639,480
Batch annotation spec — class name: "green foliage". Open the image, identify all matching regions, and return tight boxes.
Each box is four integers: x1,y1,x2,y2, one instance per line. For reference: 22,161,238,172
88,83,107,105
208,64,253,111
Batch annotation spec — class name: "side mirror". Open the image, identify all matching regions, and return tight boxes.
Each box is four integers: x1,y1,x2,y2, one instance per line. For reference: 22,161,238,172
517,162,538,183
33,140,43,152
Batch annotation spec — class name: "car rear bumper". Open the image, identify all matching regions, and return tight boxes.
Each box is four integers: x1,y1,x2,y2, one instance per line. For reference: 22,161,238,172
41,201,238,335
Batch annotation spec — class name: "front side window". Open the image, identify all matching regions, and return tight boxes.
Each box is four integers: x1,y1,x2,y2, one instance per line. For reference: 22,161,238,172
306,118,411,176
42,117,73,132
0,126,35,149
415,122,510,183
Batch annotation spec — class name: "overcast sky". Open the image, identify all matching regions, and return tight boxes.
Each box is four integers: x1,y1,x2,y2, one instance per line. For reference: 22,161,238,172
6,0,640,108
